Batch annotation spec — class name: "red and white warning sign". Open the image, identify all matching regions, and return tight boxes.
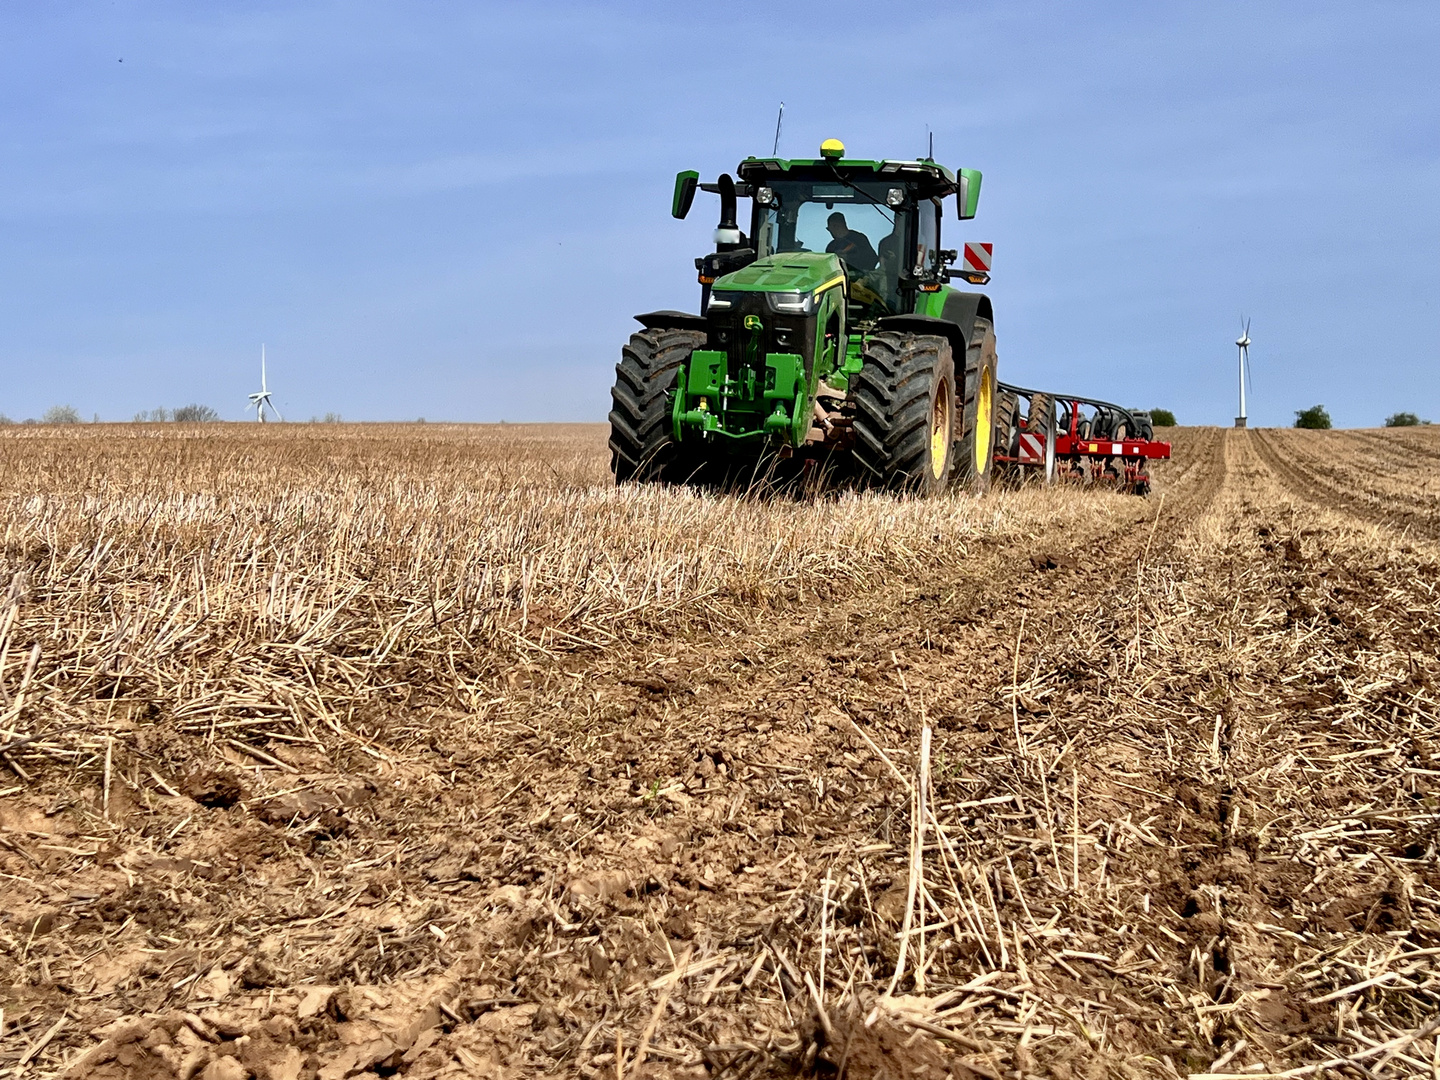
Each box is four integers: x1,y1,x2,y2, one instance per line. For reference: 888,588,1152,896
962,242,993,273
1018,431,1045,463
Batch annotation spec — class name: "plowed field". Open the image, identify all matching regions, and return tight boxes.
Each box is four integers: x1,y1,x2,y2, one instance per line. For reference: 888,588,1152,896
1,424,1437,1080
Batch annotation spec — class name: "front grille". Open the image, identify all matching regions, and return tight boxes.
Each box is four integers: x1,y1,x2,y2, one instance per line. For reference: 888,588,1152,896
707,297,816,392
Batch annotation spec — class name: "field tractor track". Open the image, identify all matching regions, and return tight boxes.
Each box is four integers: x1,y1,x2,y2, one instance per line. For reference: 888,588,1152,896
1012,430,1440,1071
1251,429,1440,542
1349,426,1440,464
1289,430,1440,498
1156,425,1224,503
396,428,1232,1077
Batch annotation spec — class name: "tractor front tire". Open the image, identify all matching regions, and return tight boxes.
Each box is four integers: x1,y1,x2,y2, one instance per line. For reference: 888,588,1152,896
851,332,957,494
955,318,999,491
608,327,706,484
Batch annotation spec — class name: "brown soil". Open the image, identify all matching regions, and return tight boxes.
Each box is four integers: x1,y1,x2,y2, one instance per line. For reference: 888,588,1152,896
1,423,1437,1079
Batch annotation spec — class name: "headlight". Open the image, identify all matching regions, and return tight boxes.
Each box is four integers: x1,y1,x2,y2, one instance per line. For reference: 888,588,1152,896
886,187,905,207
756,186,776,207
707,291,737,311
765,291,815,315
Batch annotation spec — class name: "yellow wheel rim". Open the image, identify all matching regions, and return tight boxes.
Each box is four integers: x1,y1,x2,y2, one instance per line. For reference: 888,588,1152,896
974,369,993,475
930,378,952,480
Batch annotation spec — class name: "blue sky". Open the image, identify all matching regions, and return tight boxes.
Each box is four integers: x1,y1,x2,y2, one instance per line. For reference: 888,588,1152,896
1,1,1435,426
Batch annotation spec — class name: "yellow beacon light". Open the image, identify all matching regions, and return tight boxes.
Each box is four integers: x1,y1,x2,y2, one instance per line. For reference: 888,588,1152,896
819,138,845,160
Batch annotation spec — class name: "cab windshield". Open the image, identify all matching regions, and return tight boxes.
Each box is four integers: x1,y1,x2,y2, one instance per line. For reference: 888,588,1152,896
754,180,911,317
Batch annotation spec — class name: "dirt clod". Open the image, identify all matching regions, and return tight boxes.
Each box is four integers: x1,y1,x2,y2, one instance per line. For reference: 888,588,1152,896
181,769,247,809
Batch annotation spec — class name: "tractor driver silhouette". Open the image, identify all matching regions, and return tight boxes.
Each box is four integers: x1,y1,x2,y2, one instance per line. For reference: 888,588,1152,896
824,213,878,272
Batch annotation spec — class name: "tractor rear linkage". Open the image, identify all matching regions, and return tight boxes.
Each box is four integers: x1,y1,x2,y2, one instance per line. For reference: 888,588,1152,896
993,383,1172,497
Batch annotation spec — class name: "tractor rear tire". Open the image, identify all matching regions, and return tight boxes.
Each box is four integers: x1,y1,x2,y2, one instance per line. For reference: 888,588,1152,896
955,318,999,490
608,327,707,484
995,389,1019,458
1020,393,1059,485
993,389,1018,486
1026,393,1054,434
851,331,957,494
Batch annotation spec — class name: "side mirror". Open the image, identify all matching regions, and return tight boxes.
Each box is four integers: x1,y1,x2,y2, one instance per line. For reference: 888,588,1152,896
672,171,699,220
956,168,982,220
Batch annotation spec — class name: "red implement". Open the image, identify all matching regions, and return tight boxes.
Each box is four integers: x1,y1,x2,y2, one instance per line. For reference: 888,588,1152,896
993,384,1171,496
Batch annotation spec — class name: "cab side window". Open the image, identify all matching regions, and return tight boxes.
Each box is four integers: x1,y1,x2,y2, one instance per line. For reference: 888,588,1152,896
916,199,939,276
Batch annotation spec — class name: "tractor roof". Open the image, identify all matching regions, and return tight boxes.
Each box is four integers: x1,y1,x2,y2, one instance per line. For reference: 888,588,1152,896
737,156,959,200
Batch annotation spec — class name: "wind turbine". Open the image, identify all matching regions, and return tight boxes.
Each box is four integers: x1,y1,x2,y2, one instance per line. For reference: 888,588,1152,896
248,345,282,422
1234,317,1252,428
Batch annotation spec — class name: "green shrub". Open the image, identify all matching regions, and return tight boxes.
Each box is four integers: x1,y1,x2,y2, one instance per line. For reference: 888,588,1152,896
1150,408,1176,427
1384,412,1422,427
1294,405,1332,430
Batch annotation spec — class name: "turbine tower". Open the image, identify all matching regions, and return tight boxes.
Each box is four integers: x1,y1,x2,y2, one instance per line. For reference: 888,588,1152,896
1234,318,1251,428
248,345,282,422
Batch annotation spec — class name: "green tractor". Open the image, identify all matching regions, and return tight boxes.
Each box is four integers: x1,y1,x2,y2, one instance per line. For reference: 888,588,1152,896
608,138,999,494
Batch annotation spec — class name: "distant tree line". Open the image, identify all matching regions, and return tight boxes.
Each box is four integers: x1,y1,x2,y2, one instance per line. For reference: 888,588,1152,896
0,404,227,424
1131,406,1436,430
0,405,87,425
0,405,355,424
1289,406,1433,429
134,404,220,422
4,401,1421,430
1111,406,1435,431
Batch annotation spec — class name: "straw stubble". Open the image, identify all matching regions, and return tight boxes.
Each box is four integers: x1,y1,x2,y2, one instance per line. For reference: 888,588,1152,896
0,421,1435,1079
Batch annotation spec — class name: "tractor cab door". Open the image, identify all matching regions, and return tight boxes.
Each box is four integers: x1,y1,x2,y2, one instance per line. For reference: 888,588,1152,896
915,198,940,279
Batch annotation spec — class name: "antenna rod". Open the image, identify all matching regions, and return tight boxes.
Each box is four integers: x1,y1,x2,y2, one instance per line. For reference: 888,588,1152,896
772,102,784,156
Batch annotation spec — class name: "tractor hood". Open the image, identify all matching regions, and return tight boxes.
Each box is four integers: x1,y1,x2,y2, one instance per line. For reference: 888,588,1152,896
712,252,844,294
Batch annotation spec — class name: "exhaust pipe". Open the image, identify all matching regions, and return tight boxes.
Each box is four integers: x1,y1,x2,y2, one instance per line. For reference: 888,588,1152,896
699,174,749,311
714,174,742,250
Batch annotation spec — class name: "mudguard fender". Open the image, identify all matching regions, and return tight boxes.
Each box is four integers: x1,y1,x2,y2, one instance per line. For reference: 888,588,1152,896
937,290,994,346
633,310,708,334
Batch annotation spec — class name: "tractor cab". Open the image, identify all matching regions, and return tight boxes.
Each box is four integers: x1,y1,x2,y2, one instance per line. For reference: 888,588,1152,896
675,141,984,327
737,143,981,325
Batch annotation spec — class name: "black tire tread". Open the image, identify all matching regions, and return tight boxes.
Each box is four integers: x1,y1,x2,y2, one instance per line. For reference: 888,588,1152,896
1027,393,1054,434
851,331,954,491
995,390,1018,458
607,328,706,483
955,318,999,486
